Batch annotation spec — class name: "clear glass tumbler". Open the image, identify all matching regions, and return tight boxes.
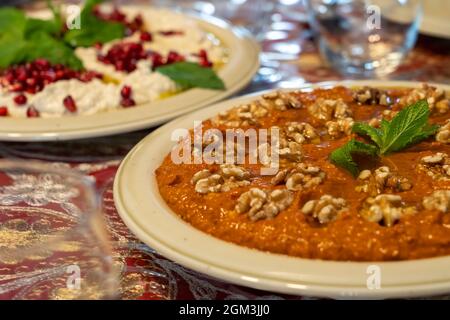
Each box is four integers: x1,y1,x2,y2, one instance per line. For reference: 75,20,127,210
151,0,276,39
0,160,119,300
306,0,422,77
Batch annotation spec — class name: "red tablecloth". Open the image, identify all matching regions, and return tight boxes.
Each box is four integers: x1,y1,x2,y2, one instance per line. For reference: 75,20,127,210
1,1,450,300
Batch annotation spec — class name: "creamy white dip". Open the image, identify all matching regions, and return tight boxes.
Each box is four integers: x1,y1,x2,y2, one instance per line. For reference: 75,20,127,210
0,8,226,118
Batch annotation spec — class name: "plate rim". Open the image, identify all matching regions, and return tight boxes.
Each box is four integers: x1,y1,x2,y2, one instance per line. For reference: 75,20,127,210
0,7,260,142
114,80,450,299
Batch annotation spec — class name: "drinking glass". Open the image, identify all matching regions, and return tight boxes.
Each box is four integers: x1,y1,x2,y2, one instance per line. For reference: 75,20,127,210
151,0,276,39
306,0,422,77
0,160,119,300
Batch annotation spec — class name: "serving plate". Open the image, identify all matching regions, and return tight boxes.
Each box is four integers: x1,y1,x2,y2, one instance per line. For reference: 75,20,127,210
114,80,450,299
0,6,260,141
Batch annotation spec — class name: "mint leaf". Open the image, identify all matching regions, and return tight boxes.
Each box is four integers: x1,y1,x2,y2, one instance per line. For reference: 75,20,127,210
0,38,28,68
0,4,81,69
352,122,383,148
0,8,26,38
64,22,124,47
25,32,83,70
64,0,125,47
329,98,440,176
407,123,439,146
330,139,379,177
156,62,225,90
380,100,430,154
25,1,62,37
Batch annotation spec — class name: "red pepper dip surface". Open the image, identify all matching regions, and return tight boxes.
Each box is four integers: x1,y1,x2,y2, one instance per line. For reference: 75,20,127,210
156,84,450,262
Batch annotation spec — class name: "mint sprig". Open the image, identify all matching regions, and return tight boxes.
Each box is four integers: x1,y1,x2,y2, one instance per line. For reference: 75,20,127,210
0,5,82,70
330,100,439,176
156,62,225,90
330,139,379,176
64,0,125,47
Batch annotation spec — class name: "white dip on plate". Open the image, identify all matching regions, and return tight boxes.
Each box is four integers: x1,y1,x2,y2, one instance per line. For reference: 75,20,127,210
0,8,227,118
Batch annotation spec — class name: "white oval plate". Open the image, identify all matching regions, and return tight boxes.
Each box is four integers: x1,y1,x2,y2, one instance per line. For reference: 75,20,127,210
0,7,259,141
114,80,450,299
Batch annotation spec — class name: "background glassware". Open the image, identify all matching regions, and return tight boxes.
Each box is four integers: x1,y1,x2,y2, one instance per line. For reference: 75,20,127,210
0,160,119,300
306,0,422,77
151,0,276,39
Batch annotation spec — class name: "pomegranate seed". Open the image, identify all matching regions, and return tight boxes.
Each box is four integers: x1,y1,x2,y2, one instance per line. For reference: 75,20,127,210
79,71,102,82
198,49,208,59
199,59,213,68
0,106,8,116
197,49,212,67
34,58,50,70
140,31,152,42
63,95,77,113
167,51,185,64
120,85,132,99
121,98,136,108
10,83,24,92
149,52,164,69
94,42,103,50
17,71,28,82
159,30,184,36
26,78,37,86
26,106,39,118
133,15,143,28
55,70,65,80
5,72,14,82
115,61,125,71
14,94,27,105
1,59,101,95
26,87,38,94
100,42,147,72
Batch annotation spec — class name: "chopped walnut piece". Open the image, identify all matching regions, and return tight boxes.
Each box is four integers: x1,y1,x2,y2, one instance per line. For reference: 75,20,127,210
423,190,450,213
256,124,311,166
307,98,352,122
284,122,320,144
212,102,269,127
353,86,392,106
301,195,347,224
260,91,302,110
367,109,398,128
191,132,222,160
399,84,449,114
436,120,450,144
326,117,354,138
271,163,326,191
418,152,450,181
193,174,223,194
212,91,302,127
192,164,251,194
235,188,293,221
360,194,417,227
355,166,412,195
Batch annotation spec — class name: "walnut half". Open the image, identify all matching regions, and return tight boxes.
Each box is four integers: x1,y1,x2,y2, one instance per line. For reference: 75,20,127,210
436,120,450,144
301,195,347,224
423,190,450,213
191,164,251,194
418,152,450,181
235,188,293,221
271,163,326,191
360,194,417,227
355,166,412,195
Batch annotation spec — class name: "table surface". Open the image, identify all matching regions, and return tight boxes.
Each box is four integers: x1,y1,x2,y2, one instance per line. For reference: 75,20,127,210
1,1,450,300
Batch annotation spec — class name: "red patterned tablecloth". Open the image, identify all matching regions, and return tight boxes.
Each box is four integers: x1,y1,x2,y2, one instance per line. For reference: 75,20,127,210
1,0,450,300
